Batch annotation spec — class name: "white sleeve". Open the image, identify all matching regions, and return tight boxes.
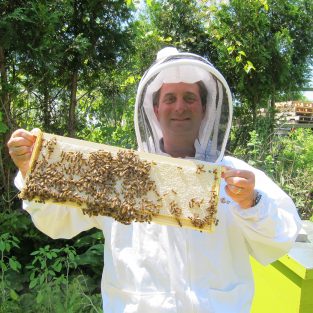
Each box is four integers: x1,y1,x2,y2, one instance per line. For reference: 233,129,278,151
224,157,302,265
14,171,101,239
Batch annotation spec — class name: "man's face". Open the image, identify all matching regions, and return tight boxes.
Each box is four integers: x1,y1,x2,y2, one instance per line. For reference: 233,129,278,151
153,82,205,142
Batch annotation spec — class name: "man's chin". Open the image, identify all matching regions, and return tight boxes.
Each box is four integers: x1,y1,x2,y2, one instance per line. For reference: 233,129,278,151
170,120,192,129
169,127,196,136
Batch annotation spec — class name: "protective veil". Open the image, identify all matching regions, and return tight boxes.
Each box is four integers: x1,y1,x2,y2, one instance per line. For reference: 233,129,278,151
134,47,232,162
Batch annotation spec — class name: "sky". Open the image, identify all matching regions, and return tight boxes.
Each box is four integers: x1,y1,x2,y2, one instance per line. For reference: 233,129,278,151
304,91,313,101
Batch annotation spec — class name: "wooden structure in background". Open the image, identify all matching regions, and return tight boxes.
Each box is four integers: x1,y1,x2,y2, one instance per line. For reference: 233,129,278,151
275,101,313,125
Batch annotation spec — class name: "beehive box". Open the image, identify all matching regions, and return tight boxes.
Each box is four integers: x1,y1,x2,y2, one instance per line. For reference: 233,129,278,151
19,131,222,232
251,221,313,313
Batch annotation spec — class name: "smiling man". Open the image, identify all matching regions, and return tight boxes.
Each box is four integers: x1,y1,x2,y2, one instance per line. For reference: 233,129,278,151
7,47,301,313
153,82,206,158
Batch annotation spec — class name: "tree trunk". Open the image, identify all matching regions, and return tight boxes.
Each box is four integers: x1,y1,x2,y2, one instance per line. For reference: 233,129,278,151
0,46,11,128
268,90,276,134
68,70,78,137
251,101,257,126
0,46,13,207
270,91,276,119
42,85,51,130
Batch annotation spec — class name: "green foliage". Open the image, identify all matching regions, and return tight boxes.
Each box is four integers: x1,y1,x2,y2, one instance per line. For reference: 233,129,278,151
146,0,215,57
280,129,313,172
233,128,313,219
0,274,102,313
27,245,77,289
0,233,21,305
0,232,102,312
205,0,313,130
21,244,101,313
73,230,104,277
0,113,8,134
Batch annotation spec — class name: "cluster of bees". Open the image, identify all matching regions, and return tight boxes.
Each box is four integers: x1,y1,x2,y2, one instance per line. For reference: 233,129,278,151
20,136,219,230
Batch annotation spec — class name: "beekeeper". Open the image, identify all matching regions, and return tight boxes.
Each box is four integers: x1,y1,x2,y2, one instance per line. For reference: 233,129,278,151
8,47,301,313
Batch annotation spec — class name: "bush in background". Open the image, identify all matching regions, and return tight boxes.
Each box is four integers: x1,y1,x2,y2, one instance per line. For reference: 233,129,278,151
232,126,313,220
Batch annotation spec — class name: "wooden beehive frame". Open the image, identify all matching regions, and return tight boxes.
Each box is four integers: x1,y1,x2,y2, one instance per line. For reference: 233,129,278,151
20,130,221,233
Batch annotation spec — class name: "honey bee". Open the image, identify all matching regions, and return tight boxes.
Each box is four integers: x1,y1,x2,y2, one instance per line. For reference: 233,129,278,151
176,218,182,227
188,215,206,229
169,202,182,216
196,164,206,174
22,135,161,225
220,197,230,204
154,190,161,197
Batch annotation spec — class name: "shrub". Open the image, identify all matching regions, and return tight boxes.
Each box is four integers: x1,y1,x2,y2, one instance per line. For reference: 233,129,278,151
232,128,313,220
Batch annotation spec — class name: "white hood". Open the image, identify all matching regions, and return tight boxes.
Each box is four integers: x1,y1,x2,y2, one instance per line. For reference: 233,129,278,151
134,47,232,163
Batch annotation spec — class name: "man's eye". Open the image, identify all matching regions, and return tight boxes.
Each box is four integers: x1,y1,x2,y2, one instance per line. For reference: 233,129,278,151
185,95,196,103
163,96,176,104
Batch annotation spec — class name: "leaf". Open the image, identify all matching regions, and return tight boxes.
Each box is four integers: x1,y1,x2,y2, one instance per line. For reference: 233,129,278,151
51,251,58,258
52,261,62,272
236,55,242,63
30,272,36,281
39,274,45,285
36,291,44,304
9,289,19,301
260,0,269,11
227,46,235,54
0,241,5,252
244,61,256,73
68,251,76,261
5,242,11,252
1,263,7,271
11,240,20,249
48,270,56,276
29,278,38,289
9,258,20,272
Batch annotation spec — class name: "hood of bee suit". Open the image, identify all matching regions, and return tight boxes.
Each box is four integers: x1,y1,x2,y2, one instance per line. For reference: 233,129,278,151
134,47,233,163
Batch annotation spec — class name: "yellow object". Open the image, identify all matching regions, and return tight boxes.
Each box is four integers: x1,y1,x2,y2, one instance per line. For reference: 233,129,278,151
251,222,313,313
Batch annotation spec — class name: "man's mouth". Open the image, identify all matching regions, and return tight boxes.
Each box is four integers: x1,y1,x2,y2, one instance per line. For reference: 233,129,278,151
171,118,190,121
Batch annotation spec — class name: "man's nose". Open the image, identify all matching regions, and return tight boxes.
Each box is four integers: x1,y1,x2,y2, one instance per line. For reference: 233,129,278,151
174,98,188,113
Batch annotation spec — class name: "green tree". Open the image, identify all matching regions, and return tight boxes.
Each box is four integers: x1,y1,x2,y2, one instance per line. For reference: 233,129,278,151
0,0,135,206
146,0,216,58
204,0,313,146
15,0,134,136
0,0,32,207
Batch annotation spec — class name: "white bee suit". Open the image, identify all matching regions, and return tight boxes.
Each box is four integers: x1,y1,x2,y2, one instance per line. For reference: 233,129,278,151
15,47,301,313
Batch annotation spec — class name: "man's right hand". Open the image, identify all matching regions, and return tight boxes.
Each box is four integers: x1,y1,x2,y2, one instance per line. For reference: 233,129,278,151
7,129,39,178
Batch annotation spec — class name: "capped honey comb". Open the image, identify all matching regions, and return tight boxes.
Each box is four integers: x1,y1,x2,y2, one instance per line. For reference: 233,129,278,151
19,130,221,232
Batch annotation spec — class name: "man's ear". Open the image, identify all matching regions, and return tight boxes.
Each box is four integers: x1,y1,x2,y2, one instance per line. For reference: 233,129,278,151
201,105,206,117
153,105,159,120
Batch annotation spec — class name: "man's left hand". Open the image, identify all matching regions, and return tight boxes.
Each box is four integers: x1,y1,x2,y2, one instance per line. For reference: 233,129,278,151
222,167,255,209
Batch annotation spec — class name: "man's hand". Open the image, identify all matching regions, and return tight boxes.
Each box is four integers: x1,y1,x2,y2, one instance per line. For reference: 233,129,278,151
222,167,255,209
7,129,39,178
